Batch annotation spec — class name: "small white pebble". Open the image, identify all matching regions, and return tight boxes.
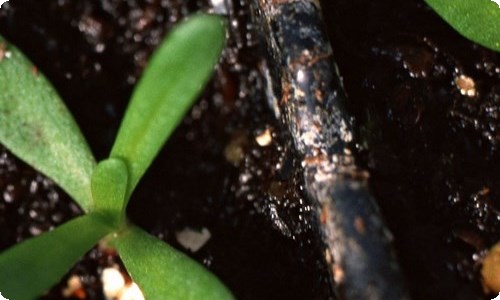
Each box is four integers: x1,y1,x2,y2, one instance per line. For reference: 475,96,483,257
102,267,125,300
255,128,273,147
175,227,211,252
210,0,228,14
120,283,145,300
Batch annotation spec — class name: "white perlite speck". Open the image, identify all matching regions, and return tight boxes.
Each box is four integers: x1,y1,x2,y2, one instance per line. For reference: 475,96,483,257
175,227,211,252
0,1,9,8
101,267,145,300
102,268,125,299
255,128,273,147
0,292,8,300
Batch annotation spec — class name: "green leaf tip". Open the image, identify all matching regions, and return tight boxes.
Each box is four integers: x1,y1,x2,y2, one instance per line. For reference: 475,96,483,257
0,35,96,212
114,225,234,300
110,14,226,197
0,214,112,300
425,0,500,52
91,158,129,225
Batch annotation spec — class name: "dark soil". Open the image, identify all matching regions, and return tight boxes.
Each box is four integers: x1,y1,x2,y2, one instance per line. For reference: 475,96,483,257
0,0,331,299
320,0,500,299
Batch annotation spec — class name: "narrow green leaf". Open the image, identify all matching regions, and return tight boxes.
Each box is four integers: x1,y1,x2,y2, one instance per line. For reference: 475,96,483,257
0,36,96,211
110,14,225,198
91,158,128,224
0,214,112,300
424,0,500,52
113,225,234,300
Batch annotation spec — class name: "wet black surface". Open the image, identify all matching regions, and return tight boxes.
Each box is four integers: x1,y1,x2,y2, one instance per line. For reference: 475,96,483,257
254,1,408,299
320,0,500,299
0,0,332,299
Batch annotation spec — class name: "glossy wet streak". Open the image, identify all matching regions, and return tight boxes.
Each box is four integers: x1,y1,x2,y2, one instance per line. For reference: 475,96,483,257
251,0,409,298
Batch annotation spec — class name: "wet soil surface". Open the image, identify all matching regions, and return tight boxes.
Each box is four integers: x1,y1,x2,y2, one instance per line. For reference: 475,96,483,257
0,0,331,299
320,0,499,299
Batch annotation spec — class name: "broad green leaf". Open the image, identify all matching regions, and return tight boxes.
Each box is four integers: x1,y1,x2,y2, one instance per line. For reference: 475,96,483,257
113,225,234,300
0,36,96,211
91,157,128,224
110,14,225,198
424,0,500,52
0,214,112,300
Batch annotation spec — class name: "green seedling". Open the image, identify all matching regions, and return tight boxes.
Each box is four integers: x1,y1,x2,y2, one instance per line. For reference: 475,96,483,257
0,14,233,300
424,0,500,52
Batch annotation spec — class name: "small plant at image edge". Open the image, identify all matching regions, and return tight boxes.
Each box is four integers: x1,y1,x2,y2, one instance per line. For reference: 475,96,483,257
0,13,234,300
424,0,500,51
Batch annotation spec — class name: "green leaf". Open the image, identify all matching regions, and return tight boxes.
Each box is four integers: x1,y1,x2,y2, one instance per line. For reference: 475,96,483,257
0,36,96,212
91,158,128,224
110,14,225,198
0,214,112,300
424,0,500,52
113,225,234,300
